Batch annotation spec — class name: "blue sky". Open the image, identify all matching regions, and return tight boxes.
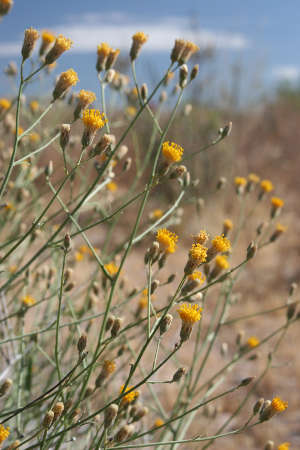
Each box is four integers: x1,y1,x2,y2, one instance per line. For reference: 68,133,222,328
1,0,300,100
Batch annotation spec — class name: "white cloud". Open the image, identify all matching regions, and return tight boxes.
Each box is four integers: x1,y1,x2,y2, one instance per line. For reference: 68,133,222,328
0,12,249,57
272,65,300,81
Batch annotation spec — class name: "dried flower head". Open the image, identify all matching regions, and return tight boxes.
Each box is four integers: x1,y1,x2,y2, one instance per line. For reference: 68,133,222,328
156,228,178,254
53,69,79,100
22,28,39,61
162,141,184,164
192,230,209,245
45,34,73,64
130,31,148,60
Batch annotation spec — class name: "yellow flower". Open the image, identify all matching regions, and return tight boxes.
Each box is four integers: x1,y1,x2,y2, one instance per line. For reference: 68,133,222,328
211,235,231,253
29,132,40,144
154,418,164,427
0,98,11,111
271,197,284,209
177,303,202,324
189,243,207,265
247,336,259,348
162,141,184,163
192,230,209,245
275,223,287,233
188,271,206,284
4,202,15,211
248,173,260,183
260,179,274,193
120,384,139,405
75,251,84,262
104,262,118,276
97,42,112,59
106,181,117,192
53,69,79,100
234,176,247,187
29,100,39,113
0,424,10,444
156,228,178,254
45,34,73,64
215,255,229,270
223,219,233,230
179,40,199,63
82,109,107,132
103,360,116,375
42,30,55,45
78,89,96,108
278,443,291,450
150,209,163,220
132,31,148,45
271,397,288,413
126,106,137,117
9,265,17,274
21,294,36,307
138,296,148,309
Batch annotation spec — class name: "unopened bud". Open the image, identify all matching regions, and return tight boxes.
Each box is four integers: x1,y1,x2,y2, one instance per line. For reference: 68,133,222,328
287,302,296,320
247,241,257,259
105,69,115,83
264,440,274,450
141,83,148,102
105,314,115,332
236,330,244,347
60,124,71,150
238,376,254,388
0,378,12,397
63,233,71,251
150,279,160,294
289,282,298,297
45,160,53,178
93,133,115,156
116,145,128,161
111,317,123,337
253,398,264,415
123,157,132,172
52,402,64,420
104,404,118,428
64,281,75,292
170,165,187,179
190,64,199,80
219,122,232,139
172,367,186,382
132,406,149,422
77,333,87,354
159,314,173,335
220,342,228,357
179,64,188,88
217,177,227,190
159,91,167,103
43,410,54,428
115,424,135,443
167,274,176,283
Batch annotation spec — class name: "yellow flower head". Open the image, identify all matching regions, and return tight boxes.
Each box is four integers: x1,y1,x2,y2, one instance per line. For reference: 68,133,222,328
126,106,137,117
0,0,13,16
260,179,274,193
132,31,148,45
211,235,231,253
21,294,36,307
154,418,164,428
177,303,202,324
75,251,84,262
192,230,209,245
189,243,207,265
215,255,229,270
53,69,79,99
179,40,199,63
0,98,11,111
248,173,260,183
275,223,288,233
103,360,116,375
45,34,73,64
97,42,112,58
156,228,178,254
271,397,288,413
247,336,260,348
188,271,206,284
138,296,148,309
223,219,233,230
0,424,10,444
29,132,40,144
278,443,291,450
5,202,14,211
271,197,284,209
162,141,184,163
42,30,55,45
104,262,118,276
151,209,163,220
234,176,247,187
78,89,96,108
82,109,107,132
30,100,39,113
106,181,117,192
120,384,139,405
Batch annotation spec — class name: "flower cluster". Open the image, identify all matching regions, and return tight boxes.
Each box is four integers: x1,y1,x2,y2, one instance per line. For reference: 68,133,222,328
156,228,178,254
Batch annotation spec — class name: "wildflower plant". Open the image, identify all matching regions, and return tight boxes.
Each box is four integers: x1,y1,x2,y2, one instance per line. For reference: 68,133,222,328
0,16,296,450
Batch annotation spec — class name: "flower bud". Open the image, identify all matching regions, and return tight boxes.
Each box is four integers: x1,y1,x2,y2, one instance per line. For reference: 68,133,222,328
60,124,71,150
179,64,188,88
111,317,123,337
172,367,186,382
190,64,199,80
141,83,148,101
45,160,53,178
77,333,87,354
159,313,173,335
115,424,135,442
52,401,64,420
63,233,71,251
104,403,118,428
0,378,12,396
42,410,54,428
